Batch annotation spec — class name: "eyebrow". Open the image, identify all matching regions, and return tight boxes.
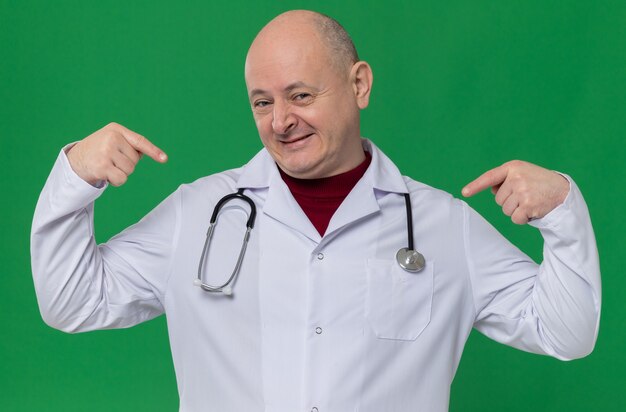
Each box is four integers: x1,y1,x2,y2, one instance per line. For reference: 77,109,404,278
249,81,315,99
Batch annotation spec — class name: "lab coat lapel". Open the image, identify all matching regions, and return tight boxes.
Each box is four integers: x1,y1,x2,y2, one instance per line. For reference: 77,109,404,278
235,139,407,243
263,174,322,243
325,139,409,238
236,148,322,243
324,180,380,237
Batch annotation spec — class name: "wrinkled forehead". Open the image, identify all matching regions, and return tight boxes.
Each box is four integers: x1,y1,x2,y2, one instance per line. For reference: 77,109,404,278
244,26,336,92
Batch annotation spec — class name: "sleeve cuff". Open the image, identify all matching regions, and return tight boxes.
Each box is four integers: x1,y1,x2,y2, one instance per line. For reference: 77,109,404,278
44,143,109,212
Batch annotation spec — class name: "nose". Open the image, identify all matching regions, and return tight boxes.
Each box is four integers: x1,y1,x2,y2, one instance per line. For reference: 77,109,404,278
271,100,297,135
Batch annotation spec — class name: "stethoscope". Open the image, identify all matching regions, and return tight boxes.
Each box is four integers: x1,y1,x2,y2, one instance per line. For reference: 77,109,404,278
194,189,425,295
193,189,256,295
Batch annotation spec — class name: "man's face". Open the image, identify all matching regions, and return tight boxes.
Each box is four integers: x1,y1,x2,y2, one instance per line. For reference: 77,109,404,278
245,25,365,179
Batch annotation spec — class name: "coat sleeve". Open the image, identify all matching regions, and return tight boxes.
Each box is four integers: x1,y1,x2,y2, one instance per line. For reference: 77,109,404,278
464,175,601,360
30,146,181,333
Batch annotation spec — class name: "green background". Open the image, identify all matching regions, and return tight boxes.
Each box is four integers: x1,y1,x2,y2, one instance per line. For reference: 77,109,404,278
1,0,624,410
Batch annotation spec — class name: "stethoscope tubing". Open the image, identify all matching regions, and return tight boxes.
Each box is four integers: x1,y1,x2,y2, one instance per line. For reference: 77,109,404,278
195,189,425,294
195,189,256,294
403,193,414,251
210,188,256,228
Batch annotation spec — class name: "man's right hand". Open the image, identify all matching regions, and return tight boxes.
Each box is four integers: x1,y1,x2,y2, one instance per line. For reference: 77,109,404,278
66,122,168,187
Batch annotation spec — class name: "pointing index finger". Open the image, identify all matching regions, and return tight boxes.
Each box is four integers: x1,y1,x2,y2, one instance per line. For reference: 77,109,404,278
114,123,168,163
462,164,509,197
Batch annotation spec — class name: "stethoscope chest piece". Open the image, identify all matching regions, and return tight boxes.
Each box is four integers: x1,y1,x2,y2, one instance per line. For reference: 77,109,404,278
396,247,425,273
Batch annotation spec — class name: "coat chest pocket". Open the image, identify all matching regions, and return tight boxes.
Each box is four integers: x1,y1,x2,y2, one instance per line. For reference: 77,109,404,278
365,259,434,341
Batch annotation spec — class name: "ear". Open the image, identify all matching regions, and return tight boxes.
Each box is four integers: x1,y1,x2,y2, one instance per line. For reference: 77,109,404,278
350,61,373,109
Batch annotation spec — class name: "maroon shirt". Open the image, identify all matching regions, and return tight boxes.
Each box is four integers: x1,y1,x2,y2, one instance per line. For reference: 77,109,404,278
279,151,372,236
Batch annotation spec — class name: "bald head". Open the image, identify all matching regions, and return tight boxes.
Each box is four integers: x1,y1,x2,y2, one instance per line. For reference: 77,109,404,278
247,10,359,74
244,10,373,179
308,11,359,70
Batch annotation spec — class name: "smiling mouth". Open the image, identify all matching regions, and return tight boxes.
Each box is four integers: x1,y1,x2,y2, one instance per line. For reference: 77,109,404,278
282,133,313,145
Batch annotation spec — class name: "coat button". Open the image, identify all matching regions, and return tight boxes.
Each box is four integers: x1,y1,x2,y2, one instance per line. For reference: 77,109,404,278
311,408,319,412
315,327,322,334
317,253,324,260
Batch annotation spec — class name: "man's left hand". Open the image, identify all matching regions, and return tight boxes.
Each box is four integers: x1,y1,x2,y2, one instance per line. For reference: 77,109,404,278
462,160,570,224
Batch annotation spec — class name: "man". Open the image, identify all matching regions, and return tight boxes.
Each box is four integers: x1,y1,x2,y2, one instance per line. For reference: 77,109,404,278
31,10,601,412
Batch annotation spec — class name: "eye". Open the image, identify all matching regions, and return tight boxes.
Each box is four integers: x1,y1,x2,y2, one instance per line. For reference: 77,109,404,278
292,92,314,105
253,100,271,108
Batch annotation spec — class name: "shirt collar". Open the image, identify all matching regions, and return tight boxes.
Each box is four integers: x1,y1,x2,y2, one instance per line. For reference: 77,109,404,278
236,138,408,194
